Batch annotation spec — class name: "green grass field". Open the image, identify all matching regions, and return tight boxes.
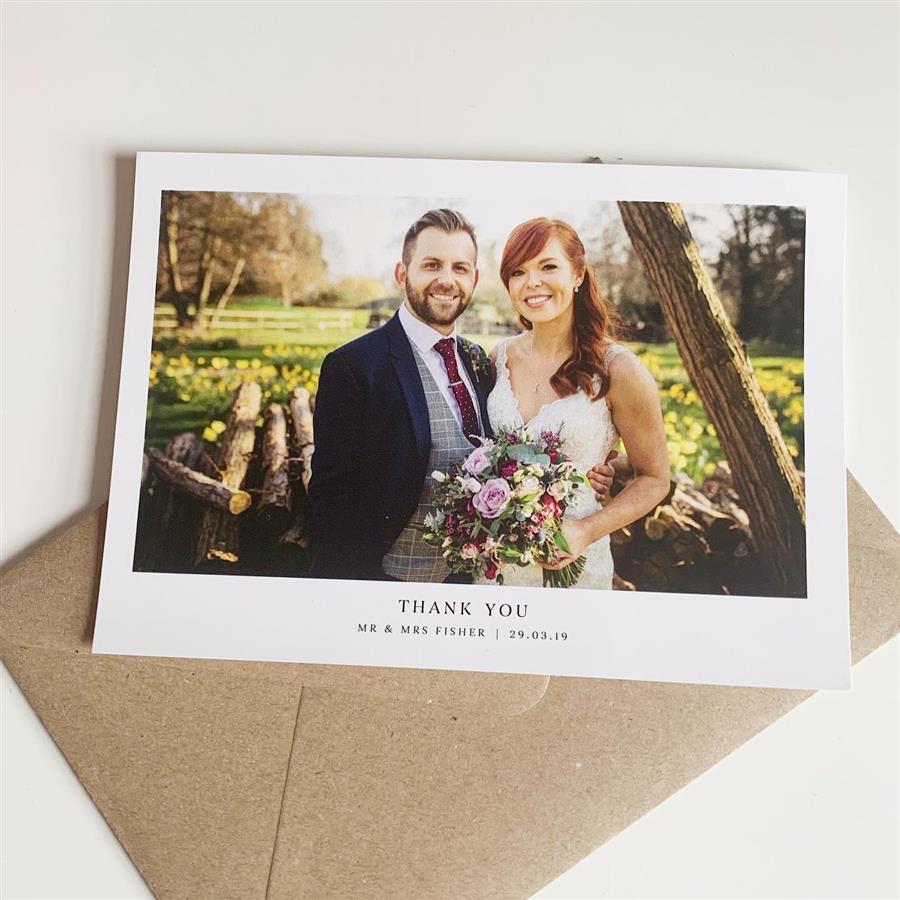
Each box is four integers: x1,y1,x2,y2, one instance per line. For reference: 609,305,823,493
146,305,804,482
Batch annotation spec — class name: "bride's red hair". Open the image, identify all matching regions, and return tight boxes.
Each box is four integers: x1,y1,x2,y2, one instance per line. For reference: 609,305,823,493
500,217,620,400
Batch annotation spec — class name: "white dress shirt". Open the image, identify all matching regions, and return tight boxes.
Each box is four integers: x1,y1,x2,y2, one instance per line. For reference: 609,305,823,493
397,301,482,433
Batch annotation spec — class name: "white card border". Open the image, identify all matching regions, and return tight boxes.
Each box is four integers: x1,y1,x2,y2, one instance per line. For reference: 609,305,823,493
93,152,850,691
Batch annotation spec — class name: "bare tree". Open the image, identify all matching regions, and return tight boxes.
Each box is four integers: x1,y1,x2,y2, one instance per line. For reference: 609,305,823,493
156,192,263,330
159,192,194,326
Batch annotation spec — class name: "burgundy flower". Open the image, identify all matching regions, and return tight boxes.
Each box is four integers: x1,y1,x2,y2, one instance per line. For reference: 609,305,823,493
499,458,519,478
540,493,562,518
485,560,499,580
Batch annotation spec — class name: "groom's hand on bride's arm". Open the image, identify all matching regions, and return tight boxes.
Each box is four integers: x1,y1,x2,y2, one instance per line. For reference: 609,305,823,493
587,449,618,501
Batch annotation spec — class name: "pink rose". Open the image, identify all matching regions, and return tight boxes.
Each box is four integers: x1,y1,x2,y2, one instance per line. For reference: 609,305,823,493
472,478,512,519
461,543,479,559
462,445,492,476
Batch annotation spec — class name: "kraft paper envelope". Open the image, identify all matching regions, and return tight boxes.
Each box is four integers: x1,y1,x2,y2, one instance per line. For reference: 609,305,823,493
1,473,897,899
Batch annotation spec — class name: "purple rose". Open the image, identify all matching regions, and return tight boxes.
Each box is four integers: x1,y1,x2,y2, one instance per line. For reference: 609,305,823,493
462,445,492,476
472,478,511,519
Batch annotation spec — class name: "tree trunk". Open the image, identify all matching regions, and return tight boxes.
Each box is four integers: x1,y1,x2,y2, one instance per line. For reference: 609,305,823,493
209,256,246,329
194,381,262,567
164,194,184,294
196,234,222,322
257,403,292,529
163,194,192,327
618,201,806,596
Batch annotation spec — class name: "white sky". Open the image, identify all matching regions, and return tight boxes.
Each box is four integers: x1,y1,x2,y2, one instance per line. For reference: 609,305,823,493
306,194,737,283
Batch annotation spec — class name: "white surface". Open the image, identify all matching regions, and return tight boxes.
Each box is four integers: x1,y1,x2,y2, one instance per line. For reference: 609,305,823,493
1,2,897,898
95,152,850,690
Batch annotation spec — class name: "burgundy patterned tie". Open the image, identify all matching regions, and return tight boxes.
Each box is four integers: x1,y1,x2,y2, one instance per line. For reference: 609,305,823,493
433,338,480,445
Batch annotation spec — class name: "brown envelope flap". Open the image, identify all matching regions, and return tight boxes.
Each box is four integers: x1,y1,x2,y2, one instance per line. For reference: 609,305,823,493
845,473,900,660
268,678,814,899
845,471,900,553
0,505,548,716
1,639,300,900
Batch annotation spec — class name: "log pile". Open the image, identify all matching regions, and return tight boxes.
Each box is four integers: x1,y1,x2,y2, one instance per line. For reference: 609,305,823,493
134,382,316,576
194,381,262,567
608,458,776,596
134,431,208,572
135,385,778,593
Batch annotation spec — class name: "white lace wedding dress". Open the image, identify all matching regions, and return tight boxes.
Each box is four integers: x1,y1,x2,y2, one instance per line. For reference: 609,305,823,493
478,338,625,590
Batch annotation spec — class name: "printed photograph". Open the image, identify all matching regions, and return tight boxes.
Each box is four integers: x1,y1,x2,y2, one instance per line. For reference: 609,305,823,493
134,189,807,598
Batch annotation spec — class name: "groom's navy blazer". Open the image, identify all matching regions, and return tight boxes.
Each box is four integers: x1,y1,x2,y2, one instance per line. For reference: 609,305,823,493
308,311,494,581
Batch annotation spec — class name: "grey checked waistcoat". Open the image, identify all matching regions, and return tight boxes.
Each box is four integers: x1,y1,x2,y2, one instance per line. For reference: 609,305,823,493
382,346,477,582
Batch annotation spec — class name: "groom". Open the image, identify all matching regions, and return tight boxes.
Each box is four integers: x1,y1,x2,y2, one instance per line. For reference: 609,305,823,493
309,209,492,581
308,209,613,582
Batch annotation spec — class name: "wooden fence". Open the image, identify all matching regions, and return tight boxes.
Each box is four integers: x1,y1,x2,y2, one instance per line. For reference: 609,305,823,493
152,305,365,334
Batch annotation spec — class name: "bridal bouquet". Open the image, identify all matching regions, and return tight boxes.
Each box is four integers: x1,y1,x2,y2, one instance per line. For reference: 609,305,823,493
423,427,588,588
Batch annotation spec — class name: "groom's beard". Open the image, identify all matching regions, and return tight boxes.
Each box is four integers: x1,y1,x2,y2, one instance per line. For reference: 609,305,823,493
404,280,472,328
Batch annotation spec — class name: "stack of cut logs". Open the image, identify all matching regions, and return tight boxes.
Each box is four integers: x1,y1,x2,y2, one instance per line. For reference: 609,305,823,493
135,383,316,576
136,384,771,593
608,458,772,595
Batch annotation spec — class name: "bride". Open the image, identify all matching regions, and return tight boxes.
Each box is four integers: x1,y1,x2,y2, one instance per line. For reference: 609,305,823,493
481,217,670,590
